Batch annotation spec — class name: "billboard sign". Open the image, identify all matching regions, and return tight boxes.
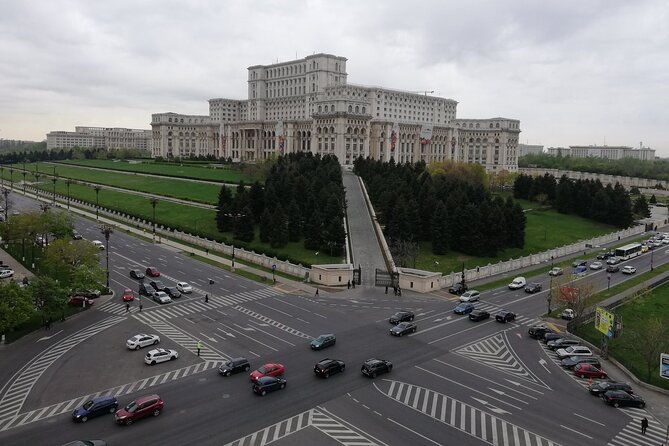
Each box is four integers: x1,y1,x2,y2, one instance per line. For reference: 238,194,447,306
420,125,433,145
661,353,669,380
595,307,615,338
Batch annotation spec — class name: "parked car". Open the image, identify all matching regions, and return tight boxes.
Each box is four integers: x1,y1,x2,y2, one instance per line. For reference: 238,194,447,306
508,277,526,290
572,259,587,267
122,289,135,302
310,334,336,350
361,358,392,378
606,265,620,273
390,321,417,336
164,287,181,299
149,280,166,291
606,257,621,265
561,356,601,369
597,251,615,260
144,348,178,365
588,381,633,396
91,240,104,250
129,269,145,280
560,309,575,320
621,266,637,275
114,394,163,425
152,291,171,304
602,390,645,408
574,363,608,379
62,441,107,446
459,290,481,302
454,302,475,315
589,261,603,270
145,267,160,277
72,396,118,423
469,309,490,322
524,282,542,293
547,338,580,350
176,281,193,293
126,334,160,350
71,230,83,240
495,310,516,323
548,267,563,276
528,325,553,339
0,269,15,279
557,346,593,360
314,358,345,378
74,289,101,299
250,363,285,382
218,357,250,376
138,283,153,297
252,376,286,396
543,332,563,344
389,311,414,324
68,295,94,307
448,282,468,295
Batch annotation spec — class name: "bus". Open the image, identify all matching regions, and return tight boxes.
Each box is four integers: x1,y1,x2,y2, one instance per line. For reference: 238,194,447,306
614,243,643,260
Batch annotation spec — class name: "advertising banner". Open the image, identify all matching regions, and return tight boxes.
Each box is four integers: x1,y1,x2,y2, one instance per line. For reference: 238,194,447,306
276,122,285,154
219,123,226,151
420,125,433,145
661,353,669,380
595,306,615,338
390,123,399,152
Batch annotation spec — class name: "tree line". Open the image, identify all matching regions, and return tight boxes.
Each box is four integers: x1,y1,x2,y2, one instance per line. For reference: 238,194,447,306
513,173,645,227
353,158,526,258
215,152,346,256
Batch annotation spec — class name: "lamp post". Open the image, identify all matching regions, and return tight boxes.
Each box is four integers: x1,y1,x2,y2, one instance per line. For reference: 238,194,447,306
149,197,158,243
9,167,13,190
547,255,554,314
651,246,654,271
0,164,4,187
65,179,72,209
2,188,9,221
94,185,101,221
35,173,40,200
100,224,114,289
51,167,57,205
22,161,26,194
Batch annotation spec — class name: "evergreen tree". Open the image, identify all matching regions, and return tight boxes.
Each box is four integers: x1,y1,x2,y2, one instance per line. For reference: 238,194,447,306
303,210,323,250
233,207,255,242
633,195,651,218
650,194,657,204
555,175,573,214
248,181,265,223
286,200,302,242
216,186,234,232
259,209,273,243
591,189,612,222
431,202,449,254
270,208,289,248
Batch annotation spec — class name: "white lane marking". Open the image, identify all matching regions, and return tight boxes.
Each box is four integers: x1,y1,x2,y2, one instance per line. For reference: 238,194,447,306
560,424,593,438
248,350,260,358
573,413,605,426
200,332,217,343
219,325,277,351
37,330,63,342
244,323,296,346
539,359,552,373
254,301,308,322
504,379,545,395
386,417,442,446
471,397,511,415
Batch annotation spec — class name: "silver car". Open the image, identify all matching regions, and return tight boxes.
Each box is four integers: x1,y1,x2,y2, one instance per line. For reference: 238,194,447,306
176,281,193,293
152,291,172,304
126,334,160,350
459,290,481,302
144,348,178,365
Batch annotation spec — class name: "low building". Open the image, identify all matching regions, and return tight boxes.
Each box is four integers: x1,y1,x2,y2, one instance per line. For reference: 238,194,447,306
518,143,544,157
46,126,152,151
546,145,655,161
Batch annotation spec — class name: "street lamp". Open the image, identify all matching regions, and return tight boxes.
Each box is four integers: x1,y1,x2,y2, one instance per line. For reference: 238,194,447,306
65,179,72,209
651,246,654,271
149,197,158,243
9,167,13,190
2,188,9,221
100,224,114,289
94,185,102,221
51,167,57,205
547,255,554,314
22,161,26,194
35,173,40,200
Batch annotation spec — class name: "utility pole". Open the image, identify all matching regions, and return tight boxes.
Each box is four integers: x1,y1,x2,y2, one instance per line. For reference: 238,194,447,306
94,185,101,221
150,197,158,243
100,224,114,289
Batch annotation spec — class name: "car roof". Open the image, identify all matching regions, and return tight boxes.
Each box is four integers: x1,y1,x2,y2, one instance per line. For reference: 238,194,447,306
257,376,278,383
134,394,160,404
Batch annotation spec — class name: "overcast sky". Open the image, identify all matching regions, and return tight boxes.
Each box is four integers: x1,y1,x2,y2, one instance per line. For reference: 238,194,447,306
1,0,668,155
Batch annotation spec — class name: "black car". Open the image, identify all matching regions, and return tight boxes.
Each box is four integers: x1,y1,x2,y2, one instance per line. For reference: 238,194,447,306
310,334,336,350
314,359,345,378
495,310,516,323
74,289,101,299
448,282,468,295
129,269,145,280
528,325,553,339
589,381,633,396
524,283,542,293
469,309,490,322
561,356,601,369
606,265,620,273
390,322,417,336
164,287,181,299
547,338,580,350
361,358,392,378
543,332,563,344
72,230,83,240
389,311,414,324
218,357,250,376
252,376,286,396
149,280,166,292
606,257,621,265
572,259,587,267
602,390,645,408
138,283,153,297
597,251,615,260
72,396,118,423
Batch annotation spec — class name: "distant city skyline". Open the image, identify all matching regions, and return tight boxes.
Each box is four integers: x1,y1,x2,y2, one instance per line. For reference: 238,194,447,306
1,0,667,155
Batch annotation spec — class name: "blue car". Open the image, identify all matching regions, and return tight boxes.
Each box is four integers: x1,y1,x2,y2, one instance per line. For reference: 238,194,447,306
72,395,118,422
454,302,475,315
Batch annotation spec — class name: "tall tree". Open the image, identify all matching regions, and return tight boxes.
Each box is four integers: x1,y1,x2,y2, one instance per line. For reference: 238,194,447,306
0,282,33,335
215,186,234,232
270,208,289,248
248,181,265,223
233,207,255,242
431,202,449,255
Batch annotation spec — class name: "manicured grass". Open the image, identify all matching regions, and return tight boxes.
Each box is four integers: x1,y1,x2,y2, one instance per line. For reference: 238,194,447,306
573,286,669,391
414,207,616,274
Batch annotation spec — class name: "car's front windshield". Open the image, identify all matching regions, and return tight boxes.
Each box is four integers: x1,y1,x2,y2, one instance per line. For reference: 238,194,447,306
125,402,138,413
82,400,94,410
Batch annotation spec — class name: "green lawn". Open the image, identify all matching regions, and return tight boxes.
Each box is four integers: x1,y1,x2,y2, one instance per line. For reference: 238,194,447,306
573,286,669,391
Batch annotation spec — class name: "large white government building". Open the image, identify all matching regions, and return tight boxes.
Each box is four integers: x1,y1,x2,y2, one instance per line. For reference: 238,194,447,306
47,126,152,151
546,145,655,161
151,53,521,171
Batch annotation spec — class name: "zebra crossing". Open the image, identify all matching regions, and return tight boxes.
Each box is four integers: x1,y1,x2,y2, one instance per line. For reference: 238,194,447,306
376,380,561,446
223,407,384,446
0,315,125,424
233,305,313,339
0,361,217,432
454,331,549,387
608,407,667,446
143,319,229,363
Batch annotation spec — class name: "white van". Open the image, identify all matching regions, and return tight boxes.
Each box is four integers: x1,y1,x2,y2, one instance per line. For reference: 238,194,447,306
92,240,105,250
508,276,526,290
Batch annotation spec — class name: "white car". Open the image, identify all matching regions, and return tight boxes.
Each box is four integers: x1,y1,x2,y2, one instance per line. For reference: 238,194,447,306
548,267,563,276
621,266,637,275
589,261,603,270
144,348,178,365
459,290,481,302
0,269,14,279
152,291,172,304
92,240,105,250
126,334,161,350
508,277,526,290
556,346,593,360
176,281,193,294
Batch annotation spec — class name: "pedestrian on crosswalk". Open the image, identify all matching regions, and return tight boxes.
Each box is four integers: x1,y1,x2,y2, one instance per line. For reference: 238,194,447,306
205,294,209,303
139,303,143,312
315,288,319,296
196,340,202,357
641,417,648,434
125,303,130,313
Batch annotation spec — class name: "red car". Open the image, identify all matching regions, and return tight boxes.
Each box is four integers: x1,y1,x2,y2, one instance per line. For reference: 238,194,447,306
122,289,135,302
68,295,94,307
146,267,160,277
250,363,285,382
574,363,608,379
115,394,163,425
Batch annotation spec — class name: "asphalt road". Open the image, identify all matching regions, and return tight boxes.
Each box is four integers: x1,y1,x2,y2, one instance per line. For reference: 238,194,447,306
0,194,667,446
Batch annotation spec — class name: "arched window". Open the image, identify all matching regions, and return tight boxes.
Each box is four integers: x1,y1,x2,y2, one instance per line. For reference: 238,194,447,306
348,105,352,113
355,106,359,113
347,127,352,134
330,126,335,134
496,123,500,128
362,107,366,114
318,106,322,113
